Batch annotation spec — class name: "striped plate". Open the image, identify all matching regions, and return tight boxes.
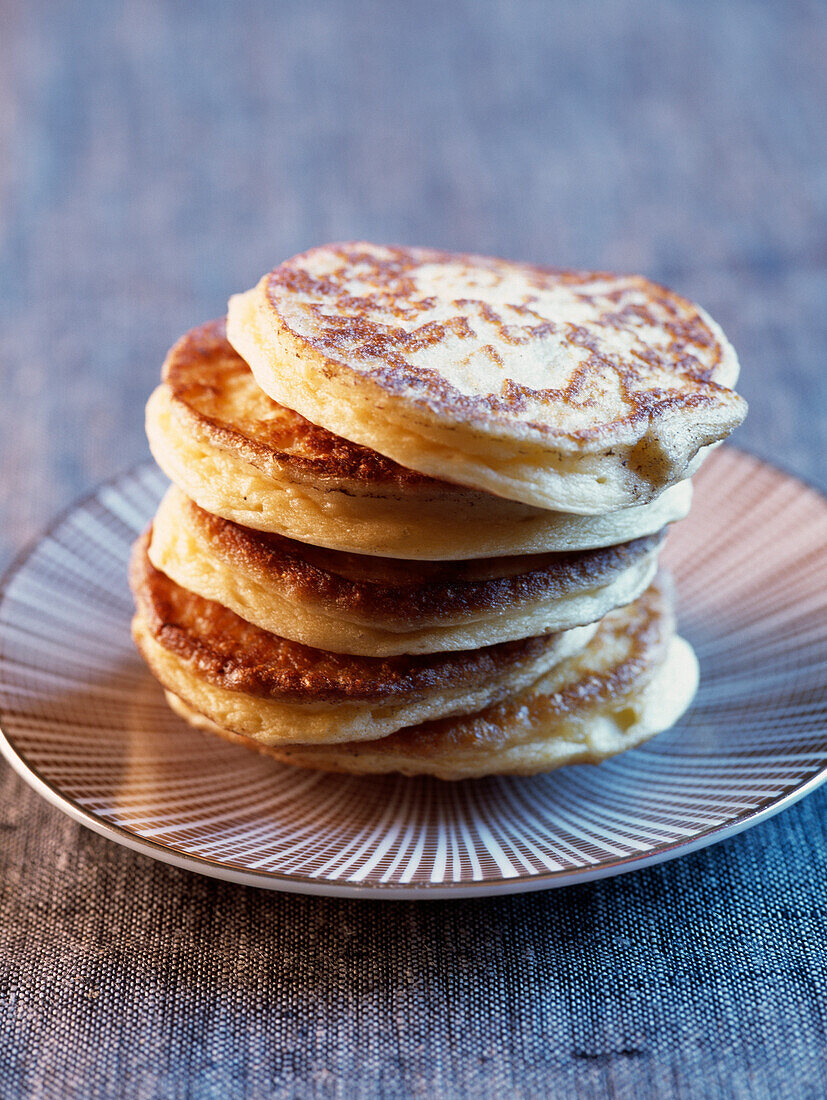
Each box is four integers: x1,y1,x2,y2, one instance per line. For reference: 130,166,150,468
1,449,825,898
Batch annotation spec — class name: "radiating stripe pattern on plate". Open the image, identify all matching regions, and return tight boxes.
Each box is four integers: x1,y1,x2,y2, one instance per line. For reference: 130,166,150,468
0,450,825,889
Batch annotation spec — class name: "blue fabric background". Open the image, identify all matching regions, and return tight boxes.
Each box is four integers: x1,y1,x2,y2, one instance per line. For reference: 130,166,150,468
2,789,826,1098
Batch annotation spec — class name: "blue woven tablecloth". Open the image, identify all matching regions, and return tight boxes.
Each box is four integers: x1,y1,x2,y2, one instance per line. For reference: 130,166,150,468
2,781,825,1099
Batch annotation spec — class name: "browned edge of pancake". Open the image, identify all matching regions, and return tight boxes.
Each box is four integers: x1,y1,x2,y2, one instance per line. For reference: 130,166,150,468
380,575,674,759
166,574,673,765
173,491,665,622
130,529,560,704
160,317,453,491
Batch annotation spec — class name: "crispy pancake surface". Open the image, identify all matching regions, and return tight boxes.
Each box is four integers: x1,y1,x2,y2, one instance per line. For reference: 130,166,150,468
149,486,663,655
147,319,693,557
159,317,433,490
228,243,746,513
165,577,699,779
130,531,596,743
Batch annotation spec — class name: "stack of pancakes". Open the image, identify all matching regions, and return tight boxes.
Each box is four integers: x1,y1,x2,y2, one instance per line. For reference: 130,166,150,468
131,244,746,780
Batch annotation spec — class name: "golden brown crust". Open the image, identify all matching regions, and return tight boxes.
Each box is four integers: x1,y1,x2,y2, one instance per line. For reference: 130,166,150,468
179,493,664,622
286,577,668,758
129,530,561,704
264,242,744,443
161,318,447,489
371,576,672,757
165,575,676,771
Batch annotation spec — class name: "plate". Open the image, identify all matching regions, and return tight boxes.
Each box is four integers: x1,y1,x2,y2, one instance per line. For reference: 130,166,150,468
1,448,825,898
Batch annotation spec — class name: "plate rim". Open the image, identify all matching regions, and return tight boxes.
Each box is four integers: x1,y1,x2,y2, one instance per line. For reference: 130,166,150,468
1,447,825,899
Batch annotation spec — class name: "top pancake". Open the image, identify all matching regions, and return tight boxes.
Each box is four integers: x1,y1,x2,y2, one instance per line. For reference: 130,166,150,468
146,319,693,558
227,242,746,513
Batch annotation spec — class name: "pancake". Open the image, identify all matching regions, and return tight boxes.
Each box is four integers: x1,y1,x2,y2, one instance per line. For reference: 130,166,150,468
149,485,664,655
164,577,698,779
146,319,693,559
227,243,746,514
130,531,596,745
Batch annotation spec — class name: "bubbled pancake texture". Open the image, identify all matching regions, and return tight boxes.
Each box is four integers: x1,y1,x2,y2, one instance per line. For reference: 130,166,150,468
227,243,746,512
262,243,742,444
126,242,742,775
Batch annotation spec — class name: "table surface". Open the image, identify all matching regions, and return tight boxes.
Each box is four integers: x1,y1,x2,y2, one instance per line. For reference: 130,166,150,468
1,2,825,1098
